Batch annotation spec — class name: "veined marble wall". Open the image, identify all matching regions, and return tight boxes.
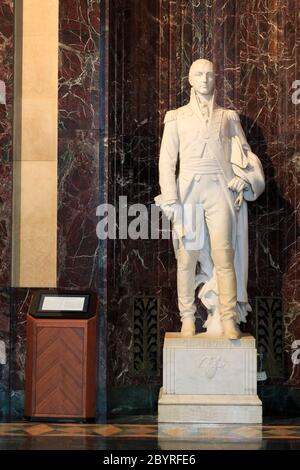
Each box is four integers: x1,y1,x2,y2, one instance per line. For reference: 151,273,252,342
107,0,175,412
107,0,300,414
57,0,107,418
0,0,14,417
0,0,13,284
1,0,300,419
58,0,101,290
0,0,106,419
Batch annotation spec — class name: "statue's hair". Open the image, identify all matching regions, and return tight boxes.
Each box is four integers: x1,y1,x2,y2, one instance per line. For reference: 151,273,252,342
189,59,214,77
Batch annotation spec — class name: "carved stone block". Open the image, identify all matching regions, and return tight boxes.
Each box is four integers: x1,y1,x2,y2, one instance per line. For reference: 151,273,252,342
159,333,262,423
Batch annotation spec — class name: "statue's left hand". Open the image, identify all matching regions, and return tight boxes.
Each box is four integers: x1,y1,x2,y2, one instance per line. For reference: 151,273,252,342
227,176,248,193
234,191,244,211
228,176,249,211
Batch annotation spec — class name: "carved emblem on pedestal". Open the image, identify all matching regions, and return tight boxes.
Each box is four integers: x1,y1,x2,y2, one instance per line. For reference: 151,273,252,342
198,355,226,379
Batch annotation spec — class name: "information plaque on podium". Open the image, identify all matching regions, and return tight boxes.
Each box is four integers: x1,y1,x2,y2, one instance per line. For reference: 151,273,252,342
25,290,98,422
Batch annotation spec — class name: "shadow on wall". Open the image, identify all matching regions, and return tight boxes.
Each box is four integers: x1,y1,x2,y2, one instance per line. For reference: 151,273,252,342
241,114,300,415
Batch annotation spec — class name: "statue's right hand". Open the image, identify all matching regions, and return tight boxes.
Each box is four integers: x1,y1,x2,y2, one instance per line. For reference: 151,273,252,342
154,195,181,222
162,203,178,221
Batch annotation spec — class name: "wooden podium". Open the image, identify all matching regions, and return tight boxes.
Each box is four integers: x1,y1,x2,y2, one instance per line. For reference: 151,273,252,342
25,291,97,422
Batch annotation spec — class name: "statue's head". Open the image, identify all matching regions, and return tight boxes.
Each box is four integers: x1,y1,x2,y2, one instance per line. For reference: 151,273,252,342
189,59,215,96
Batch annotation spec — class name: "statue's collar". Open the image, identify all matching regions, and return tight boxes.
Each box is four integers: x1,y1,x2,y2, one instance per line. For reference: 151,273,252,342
188,87,217,125
189,87,218,125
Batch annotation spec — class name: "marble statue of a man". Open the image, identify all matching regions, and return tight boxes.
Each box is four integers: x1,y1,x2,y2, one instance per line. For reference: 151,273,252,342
155,59,265,340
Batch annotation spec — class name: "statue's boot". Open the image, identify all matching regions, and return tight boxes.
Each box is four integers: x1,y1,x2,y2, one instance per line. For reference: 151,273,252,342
181,316,196,337
221,318,241,340
211,248,241,340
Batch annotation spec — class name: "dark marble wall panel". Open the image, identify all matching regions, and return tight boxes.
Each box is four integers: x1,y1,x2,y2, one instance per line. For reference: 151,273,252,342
107,0,215,395
9,288,33,418
58,131,100,288
58,0,108,421
277,1,300,387
10,290,31,393
107,0,300,409
0,287,32,420
107,0,164,393
236,0,300,387
0,0,13,417
58,0,101,290
0,289,11,417
0,0,13,286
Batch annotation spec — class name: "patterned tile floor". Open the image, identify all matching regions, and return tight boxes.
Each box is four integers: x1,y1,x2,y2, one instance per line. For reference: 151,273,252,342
0,417,300,449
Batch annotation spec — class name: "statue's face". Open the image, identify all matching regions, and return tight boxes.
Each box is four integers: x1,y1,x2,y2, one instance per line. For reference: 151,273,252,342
189,61,215,96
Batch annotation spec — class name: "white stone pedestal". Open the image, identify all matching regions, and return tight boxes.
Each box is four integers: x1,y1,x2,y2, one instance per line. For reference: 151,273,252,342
158,333,262,423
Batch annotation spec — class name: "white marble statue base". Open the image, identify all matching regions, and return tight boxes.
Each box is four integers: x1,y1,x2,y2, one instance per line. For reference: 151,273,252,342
158,333,262,424
158,422,263,449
